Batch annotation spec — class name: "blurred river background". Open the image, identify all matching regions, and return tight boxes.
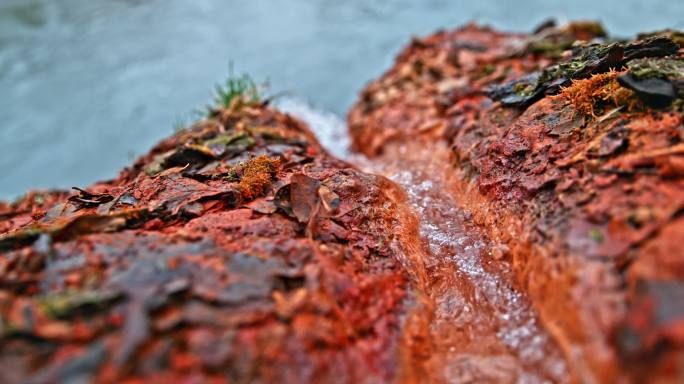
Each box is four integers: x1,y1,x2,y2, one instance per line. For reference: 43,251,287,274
1,0,683,198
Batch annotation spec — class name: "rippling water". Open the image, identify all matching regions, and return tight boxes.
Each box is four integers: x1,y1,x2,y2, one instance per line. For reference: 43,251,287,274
1,0,683,198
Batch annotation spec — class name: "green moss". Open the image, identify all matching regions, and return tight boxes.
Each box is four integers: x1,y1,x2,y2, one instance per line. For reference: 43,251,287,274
203,131,253,147
549,55,588,79
512,82,536,96
482,64,496,75
627,58,684,81
534,43,615,90
39,290,122,319
512,82,526,93
588,228,604,243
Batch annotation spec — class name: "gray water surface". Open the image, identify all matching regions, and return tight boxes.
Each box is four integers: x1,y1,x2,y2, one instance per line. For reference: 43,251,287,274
1,0,683,199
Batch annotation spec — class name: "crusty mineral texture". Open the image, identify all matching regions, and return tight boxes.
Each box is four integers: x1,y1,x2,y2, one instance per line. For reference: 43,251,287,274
4,20,684,384
0,104,425,383
349,21,684,383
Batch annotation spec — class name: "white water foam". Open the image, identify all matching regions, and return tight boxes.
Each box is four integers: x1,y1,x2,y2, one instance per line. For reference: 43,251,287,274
276,97,351,159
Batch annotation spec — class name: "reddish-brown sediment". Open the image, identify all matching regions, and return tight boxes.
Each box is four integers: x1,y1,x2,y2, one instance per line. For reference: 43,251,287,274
0,105,426,383
349,22,684,383
3,21,683,384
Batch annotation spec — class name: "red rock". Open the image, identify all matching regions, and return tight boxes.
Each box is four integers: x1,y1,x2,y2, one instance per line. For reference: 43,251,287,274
349,21,684,383
0,104,422,383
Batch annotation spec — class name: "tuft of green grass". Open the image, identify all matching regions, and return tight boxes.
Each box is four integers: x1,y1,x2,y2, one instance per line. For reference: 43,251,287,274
172,64,278,127
208,64,264,116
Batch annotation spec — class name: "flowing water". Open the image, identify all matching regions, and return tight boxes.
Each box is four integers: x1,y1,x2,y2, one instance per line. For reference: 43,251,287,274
281,99,568,383
3,2,683,380
2,0,684,198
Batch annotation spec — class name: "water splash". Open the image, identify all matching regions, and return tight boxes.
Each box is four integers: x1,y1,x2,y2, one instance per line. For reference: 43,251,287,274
276,97,350,159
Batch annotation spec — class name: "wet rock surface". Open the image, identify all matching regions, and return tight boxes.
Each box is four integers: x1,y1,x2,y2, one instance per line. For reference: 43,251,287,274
0,104,422,383
349,21,684,382
3,18,684,384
